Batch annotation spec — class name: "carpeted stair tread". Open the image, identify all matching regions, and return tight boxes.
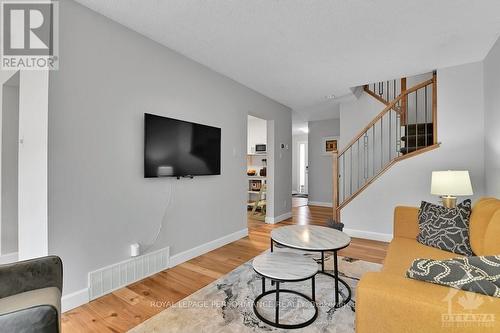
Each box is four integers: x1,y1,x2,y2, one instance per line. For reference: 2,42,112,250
401,134,433,146
404,123,433,136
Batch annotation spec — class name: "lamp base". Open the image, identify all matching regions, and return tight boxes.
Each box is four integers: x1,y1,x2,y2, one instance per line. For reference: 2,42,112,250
442,196,457,208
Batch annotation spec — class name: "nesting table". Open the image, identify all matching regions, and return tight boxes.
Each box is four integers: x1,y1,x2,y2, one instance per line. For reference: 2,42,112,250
270,225,352,308
252,252,318,329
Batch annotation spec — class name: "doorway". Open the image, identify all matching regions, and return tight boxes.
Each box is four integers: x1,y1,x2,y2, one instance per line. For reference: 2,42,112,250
298,141,308,194
292,129,308,208
247,115,270,222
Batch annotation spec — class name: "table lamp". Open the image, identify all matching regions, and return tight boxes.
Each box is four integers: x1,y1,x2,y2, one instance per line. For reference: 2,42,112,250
431,170,473,208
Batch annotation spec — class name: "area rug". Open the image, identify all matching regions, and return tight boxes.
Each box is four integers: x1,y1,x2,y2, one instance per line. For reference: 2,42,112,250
129,250,381,333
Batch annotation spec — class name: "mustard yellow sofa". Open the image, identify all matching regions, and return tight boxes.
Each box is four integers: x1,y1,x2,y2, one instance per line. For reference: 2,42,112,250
356,197,500,333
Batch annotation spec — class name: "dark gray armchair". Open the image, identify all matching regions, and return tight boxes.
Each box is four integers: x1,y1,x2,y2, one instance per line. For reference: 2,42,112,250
0,256,63,333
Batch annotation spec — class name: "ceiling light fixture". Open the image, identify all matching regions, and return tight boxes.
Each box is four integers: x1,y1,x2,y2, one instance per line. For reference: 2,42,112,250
325,94,335,100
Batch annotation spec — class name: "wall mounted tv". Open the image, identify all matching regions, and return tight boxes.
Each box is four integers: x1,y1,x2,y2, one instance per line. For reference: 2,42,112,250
144,113,221,178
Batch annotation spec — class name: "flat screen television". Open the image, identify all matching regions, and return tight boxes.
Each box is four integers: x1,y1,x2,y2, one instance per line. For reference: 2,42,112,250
144,113,221,178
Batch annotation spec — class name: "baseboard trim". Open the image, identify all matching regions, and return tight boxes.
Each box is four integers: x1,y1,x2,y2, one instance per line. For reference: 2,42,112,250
343,228,392,242
88,246,170,302
265,211,292,224
169,228,248,267
62,229,249,313
62,288,89,313
63,246,170,312
0,252,18,264
308,201,333,208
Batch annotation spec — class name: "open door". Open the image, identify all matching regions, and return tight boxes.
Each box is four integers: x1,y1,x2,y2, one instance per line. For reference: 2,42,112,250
298,141,308,194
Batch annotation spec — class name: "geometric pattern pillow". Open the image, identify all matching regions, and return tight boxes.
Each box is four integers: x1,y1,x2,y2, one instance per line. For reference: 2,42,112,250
417,199,473,256
406,256,500,298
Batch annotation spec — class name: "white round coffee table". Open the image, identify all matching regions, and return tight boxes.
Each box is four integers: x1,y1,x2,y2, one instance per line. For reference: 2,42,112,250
252,252,319,329
270,225,352,308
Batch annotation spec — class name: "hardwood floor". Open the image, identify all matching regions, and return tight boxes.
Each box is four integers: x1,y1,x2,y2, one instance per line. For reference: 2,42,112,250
291,196,308,207
61,202,388,332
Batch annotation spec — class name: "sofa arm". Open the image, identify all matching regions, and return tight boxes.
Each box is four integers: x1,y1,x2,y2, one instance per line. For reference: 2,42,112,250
357,272,500,333
0,305,59,333
393,206,419,239
0,256,62,299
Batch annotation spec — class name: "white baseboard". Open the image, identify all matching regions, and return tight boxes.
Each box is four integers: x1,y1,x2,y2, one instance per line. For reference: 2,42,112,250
62,229,249,313
0,252,18,264
308,201,333,208
169,228,248,267
62,288,89,313
63,246,170,313
88,246,170,301
343,228,392,242
265,211,292,224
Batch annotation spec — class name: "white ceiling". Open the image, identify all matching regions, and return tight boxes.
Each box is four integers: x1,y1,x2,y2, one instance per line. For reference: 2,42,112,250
75,0,500,112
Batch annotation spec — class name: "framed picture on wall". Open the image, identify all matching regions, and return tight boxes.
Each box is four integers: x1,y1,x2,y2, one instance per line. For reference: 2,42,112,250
322,136,339,155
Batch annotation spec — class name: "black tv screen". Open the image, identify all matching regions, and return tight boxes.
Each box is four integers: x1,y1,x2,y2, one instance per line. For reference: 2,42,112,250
144,113,221,178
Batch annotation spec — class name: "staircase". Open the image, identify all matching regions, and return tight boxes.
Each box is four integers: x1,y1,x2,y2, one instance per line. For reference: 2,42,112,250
333,72,439,222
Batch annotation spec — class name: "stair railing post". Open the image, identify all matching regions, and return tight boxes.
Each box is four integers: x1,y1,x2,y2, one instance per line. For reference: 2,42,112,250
332,151,340,223
401,78,407,125
432,71,437,144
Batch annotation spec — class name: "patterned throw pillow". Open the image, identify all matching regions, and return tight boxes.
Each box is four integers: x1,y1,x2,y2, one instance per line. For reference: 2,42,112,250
407,256,500,298
417,199,473,255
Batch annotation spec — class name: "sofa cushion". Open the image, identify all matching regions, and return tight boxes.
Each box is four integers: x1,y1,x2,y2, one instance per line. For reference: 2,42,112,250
417,200,473,255
469,198,500,255
0,287,61,317
484,210,500,254
407,256,500,298
356,271,500,333
383,237,460,276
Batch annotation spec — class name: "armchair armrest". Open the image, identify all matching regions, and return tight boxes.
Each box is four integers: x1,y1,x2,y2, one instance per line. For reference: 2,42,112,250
357,272,500,333
0,256,62,299
393,206,419,239
0,305,59,333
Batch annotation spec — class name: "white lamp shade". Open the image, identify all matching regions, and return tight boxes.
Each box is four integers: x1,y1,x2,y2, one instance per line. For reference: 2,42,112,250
431,171,473,196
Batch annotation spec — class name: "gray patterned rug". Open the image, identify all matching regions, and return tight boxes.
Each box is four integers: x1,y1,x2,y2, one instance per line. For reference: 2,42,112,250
129,250,381,333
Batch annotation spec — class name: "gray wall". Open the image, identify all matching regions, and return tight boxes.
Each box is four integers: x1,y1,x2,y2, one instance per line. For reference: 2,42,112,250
484,37,500,197
307,119,340,205
1,75,19,254
48,0,291,296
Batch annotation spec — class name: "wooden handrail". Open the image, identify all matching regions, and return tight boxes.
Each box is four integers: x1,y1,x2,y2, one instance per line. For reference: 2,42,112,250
333,75,438,221
338,78,434,157
363,85,390,106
